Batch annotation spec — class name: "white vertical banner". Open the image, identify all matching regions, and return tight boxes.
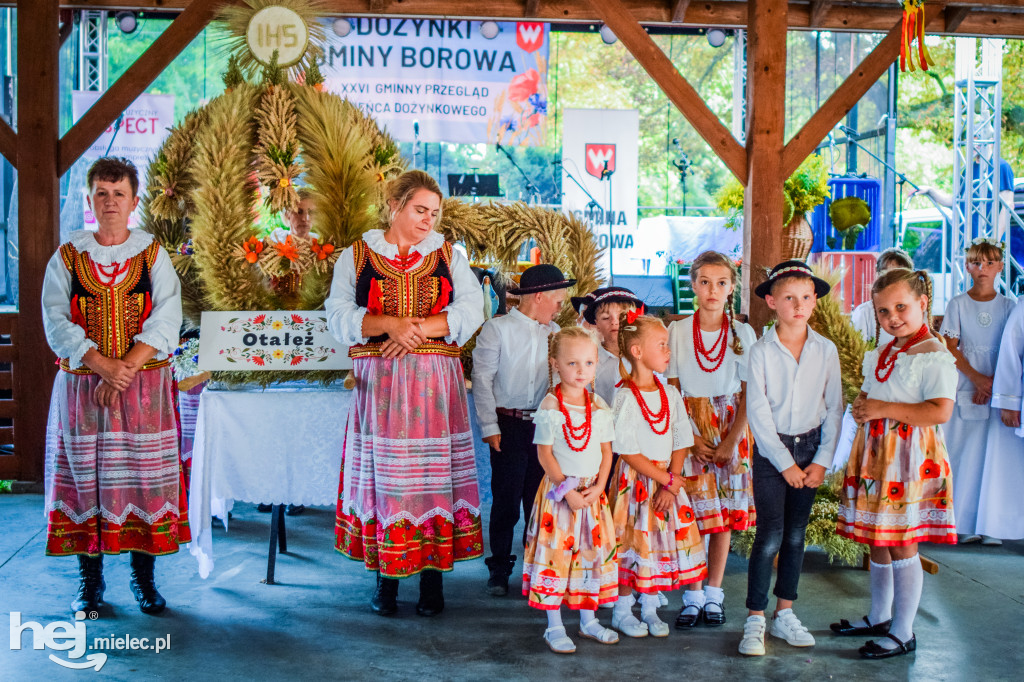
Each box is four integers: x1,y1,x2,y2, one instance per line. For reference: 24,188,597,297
560,109,640,278
71,91,176,229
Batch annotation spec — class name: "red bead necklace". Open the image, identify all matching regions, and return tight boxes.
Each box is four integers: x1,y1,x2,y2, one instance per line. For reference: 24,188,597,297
91,260,130,287
628,377,670,435
692,309,729,373
384,251,422,272
556,384,593,452
875,324,930,383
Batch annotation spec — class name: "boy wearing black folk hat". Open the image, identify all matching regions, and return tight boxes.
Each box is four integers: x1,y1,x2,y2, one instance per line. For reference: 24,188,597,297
472,264,576,596
572,286,645,406
739,260,844,656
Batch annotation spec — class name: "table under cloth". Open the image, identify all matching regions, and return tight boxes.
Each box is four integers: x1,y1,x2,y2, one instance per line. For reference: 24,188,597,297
187,382,349,578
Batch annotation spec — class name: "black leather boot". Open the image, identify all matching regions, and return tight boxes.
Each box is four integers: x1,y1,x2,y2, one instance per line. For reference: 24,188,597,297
416,570,444,617
485,555,515,597
129,552,167,615
370,572,399,616
71,555,105,614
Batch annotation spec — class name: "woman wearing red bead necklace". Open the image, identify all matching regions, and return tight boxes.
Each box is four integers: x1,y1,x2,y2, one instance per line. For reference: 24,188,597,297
666,251,758,630
834,268,958,659
521,327,619,654
609,313,707,639
41,157,187,616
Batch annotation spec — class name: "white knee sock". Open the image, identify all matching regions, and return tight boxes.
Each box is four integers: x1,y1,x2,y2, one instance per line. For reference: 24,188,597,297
638,592,660,618
879,555,922,649
865,559,894,626
704,585,724,614
547,609,564,630
613,593,635,617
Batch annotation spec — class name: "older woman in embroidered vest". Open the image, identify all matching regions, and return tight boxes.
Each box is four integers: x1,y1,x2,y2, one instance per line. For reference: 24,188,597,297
41,157,186,617
326,170,485,617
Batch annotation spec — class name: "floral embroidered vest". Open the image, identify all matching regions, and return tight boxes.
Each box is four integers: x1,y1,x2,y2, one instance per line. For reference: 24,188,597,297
349,239,460,358
58,240,168,374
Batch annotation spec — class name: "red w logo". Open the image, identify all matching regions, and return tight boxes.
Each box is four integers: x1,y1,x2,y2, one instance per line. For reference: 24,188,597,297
517,23,544,52
585,144,616,179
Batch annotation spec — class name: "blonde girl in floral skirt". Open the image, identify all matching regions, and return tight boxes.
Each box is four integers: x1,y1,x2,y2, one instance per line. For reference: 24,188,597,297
611,312,708,639
667,250,757,629
834,268,958,659
522,327,619,654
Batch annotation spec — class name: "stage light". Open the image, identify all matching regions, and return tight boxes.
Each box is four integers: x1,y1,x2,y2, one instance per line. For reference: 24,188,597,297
480,21,500,40
706,28,726,48
599,24,617,45
115,11,138,35
332,18,352,37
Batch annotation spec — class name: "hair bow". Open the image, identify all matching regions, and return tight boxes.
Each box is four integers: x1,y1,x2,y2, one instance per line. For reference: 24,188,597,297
624,305,646,325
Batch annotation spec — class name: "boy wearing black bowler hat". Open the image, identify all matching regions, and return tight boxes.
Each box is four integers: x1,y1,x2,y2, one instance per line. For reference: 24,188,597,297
472,264,576,596
739,260,843,656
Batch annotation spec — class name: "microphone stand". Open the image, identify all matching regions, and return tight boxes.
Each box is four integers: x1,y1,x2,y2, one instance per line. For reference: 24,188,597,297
561,163,614,284
602,163,615,284
496,142,542,203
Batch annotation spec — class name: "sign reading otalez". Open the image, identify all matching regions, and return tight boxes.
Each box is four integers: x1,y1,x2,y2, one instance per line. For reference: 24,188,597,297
321,19,549,145
198,311,352,371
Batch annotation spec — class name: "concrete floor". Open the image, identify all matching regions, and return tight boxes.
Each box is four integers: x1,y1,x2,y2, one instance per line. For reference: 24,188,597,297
3,393,1024,681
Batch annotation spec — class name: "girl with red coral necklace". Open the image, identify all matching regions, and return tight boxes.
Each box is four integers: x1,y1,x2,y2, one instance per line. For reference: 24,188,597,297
834,268,958,659
609,313,707,640
667,251,758,630
521,327,618,654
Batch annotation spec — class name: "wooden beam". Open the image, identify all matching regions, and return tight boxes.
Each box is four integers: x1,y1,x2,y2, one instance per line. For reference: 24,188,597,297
585,0,747,181
369,0,391,11
525,0,542,17
945,6,971,33
743,0,788,332
58,0,223,175
810,0,831,27
17,0,61,482
671,0,690,23
782,3,942,179
59,9,74,47
0,117,15,168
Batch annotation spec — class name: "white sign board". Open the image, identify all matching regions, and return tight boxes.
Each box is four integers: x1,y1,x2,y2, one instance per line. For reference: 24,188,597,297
198,311,352,371
321,19,549,145
561,108,640,278
71,91,176,229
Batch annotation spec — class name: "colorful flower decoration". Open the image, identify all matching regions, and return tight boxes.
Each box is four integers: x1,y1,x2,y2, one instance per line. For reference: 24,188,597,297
273,235,299,262
311,238,336,261
919,459,940,480
886,481,905,502
242,236,265,264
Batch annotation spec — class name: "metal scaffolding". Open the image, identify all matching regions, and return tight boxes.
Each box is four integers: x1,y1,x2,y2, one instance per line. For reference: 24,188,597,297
77,10,107,92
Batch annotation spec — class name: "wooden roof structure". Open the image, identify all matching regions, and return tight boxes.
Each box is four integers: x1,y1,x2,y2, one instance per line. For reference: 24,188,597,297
4,0,1024,481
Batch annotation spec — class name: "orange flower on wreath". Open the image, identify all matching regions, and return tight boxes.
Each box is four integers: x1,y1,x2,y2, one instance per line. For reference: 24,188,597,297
886,481,905,502
242,236,264,263
274,235,299,262
311,238,336,261
919,458,940,480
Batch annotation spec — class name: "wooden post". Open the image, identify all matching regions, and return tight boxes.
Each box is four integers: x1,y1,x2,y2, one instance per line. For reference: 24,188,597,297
16,0,61,481
742,0,788,331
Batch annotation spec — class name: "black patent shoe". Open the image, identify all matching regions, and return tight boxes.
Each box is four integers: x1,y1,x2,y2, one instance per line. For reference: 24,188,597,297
860,633,916,659
484,556,513,596
416,570,445,617
675,605,702,629
129,553,166,615
831,615,892,637
371,573,399,616
702,602,726,627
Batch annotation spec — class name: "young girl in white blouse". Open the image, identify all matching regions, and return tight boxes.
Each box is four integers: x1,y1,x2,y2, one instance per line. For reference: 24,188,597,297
667,251,757,630
611,313,707,639
940,238,1017,545
835,268,958,659
522,327,619,654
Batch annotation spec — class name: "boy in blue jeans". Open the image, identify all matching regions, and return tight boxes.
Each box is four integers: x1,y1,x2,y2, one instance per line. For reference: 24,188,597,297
740,261,844,655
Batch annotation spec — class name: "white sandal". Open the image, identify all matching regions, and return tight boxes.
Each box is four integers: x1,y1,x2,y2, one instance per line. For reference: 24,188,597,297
544,626,576,654
611,611,649,638
578,621,620,645
642,611,671,638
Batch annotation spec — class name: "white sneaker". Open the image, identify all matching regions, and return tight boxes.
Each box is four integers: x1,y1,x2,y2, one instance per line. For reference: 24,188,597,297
738,615,766,656
770,609,815,647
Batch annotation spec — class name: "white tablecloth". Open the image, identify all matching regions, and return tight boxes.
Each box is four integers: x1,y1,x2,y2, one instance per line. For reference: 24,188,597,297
188,383,349,578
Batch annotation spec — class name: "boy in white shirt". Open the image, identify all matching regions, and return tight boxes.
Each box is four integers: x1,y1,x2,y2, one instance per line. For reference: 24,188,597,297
739,260,843,656
472,264,575,596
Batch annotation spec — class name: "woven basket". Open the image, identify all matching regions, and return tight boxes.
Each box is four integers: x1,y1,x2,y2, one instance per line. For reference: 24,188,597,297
781,213,814,261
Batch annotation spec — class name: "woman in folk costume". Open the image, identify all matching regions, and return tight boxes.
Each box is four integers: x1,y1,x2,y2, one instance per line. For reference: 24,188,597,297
834,268,957,659
939,238,1017,545
666,251,757,629
42,157,187,616
326,170,485,617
